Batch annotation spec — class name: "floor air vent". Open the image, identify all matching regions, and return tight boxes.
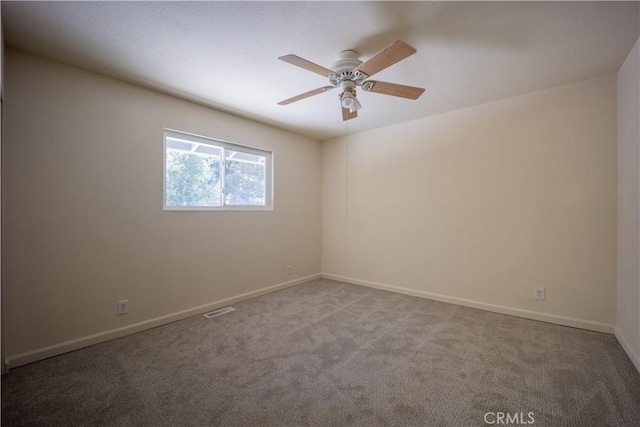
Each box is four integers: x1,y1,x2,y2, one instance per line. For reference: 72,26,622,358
203,307,235,318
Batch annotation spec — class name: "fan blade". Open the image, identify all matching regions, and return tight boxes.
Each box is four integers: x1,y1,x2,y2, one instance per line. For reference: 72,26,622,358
279,54,335,77
364,81,425,99
342,107,357,121
354,40,416,77
278,86,334,105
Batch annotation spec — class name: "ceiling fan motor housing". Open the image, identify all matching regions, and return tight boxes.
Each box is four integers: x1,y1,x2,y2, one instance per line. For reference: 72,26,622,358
331,50,362,72
329,50,368,88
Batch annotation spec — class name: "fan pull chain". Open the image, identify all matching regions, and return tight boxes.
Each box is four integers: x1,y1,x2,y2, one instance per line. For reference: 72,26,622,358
345,119,350,218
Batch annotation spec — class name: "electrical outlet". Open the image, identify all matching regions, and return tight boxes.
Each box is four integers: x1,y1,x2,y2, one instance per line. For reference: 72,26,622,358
534,287,545,301
118,299,129,315
286,265,292,275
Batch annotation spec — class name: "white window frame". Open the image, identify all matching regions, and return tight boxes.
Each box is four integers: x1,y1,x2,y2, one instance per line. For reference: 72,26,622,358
163,129,273,211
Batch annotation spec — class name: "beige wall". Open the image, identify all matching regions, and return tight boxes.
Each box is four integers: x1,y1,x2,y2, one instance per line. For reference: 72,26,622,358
2,46,630,368
616,37,640,372
323,75,618,331
3,49,322,366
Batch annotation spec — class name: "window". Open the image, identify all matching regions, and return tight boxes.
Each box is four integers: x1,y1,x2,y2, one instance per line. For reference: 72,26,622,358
164,130,272,210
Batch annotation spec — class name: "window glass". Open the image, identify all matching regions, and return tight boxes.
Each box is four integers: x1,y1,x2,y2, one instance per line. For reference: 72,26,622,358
164,131,272,210
224,149,266,206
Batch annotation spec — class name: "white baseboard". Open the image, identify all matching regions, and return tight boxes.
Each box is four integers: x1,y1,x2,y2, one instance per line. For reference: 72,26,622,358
5,274,321,370
321,273,615,334
614,327,640,373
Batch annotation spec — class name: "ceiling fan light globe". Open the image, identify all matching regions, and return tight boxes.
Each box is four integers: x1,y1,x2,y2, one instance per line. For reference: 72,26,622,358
341,97,355,109
349,97,362,113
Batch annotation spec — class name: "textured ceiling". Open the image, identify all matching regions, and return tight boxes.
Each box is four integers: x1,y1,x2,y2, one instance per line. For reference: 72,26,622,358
2,1,639,140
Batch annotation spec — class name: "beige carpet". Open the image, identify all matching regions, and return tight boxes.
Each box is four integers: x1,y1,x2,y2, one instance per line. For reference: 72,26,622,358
2,279,639,426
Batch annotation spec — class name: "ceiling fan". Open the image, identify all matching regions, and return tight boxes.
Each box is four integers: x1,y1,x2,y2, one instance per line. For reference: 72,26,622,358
277,40,425,121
